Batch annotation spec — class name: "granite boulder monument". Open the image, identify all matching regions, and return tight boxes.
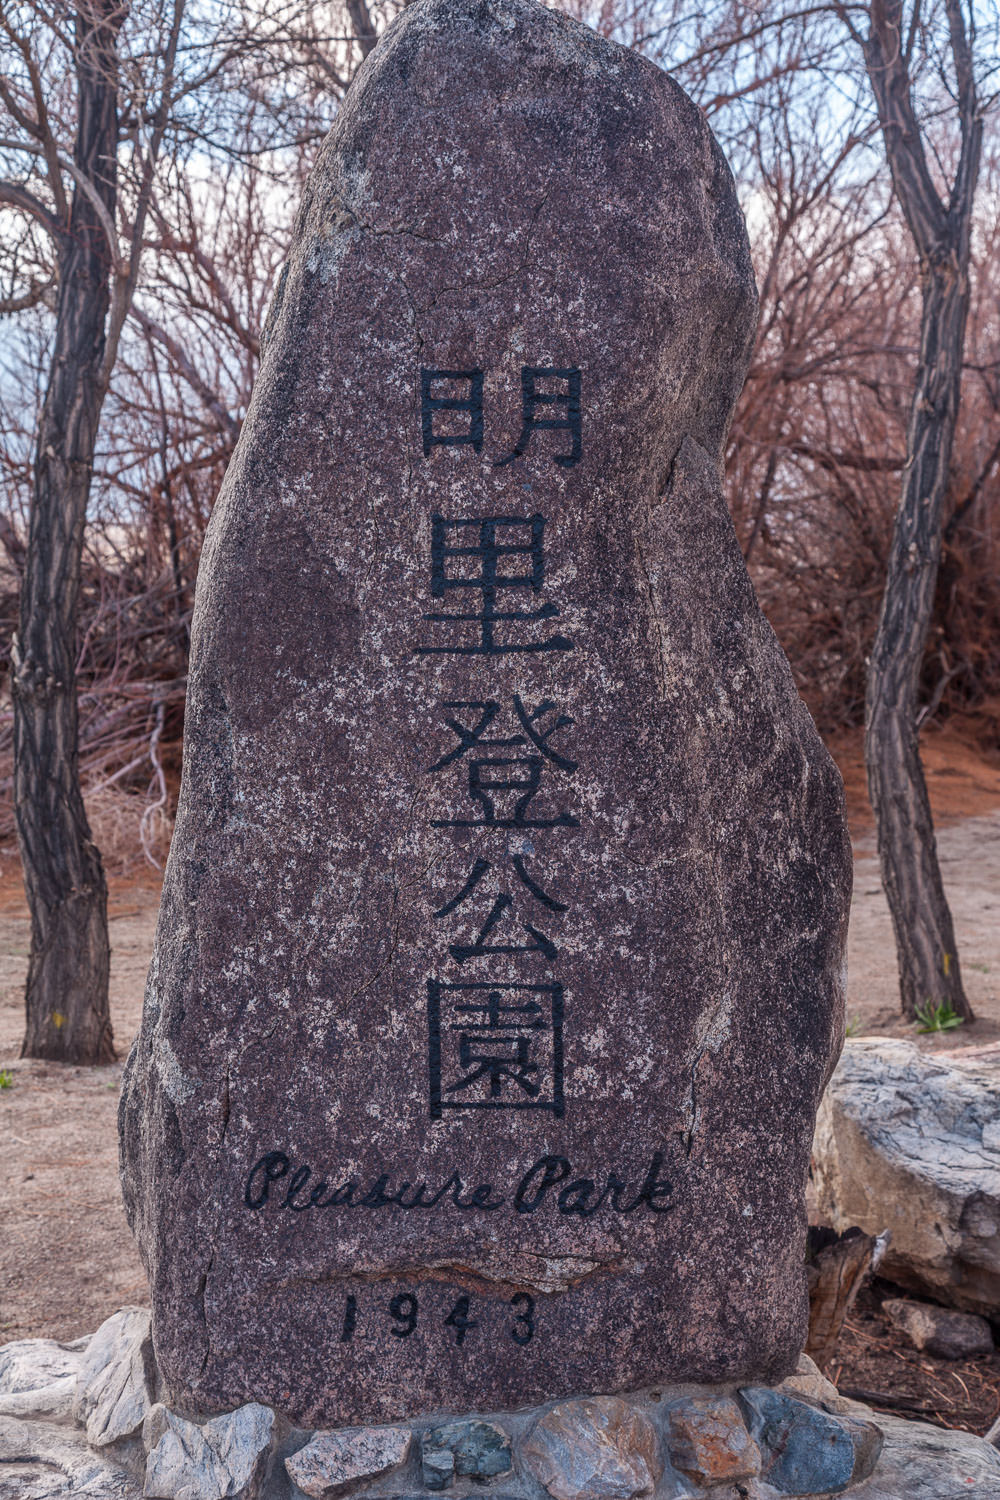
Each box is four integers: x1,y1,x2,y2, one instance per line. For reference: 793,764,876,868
119,0,853,1433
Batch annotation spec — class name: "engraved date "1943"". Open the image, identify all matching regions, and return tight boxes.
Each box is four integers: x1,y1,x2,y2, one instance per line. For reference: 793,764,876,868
339,1290,535,1347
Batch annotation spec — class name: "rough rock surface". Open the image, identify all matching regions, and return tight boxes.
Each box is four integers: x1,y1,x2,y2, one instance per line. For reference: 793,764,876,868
286,1426,411,1497
848,1411,1000,1499
521,1398,660,1500
0,1335,89,1421
119,0,851,1427
420,1420,511,1489
738,1388,881,1494
755,1354,1000,1496
0,1415,143,1498
142,1402,275,1500
73,1310,154,1450
813,1039,1000,1315
882,1298,994,1360
664,1397,759,1484
0,1335,89,1394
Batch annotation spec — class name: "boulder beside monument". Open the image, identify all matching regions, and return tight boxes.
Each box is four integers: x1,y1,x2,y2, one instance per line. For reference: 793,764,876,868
813,1038,1000,1315
119,0,851,1434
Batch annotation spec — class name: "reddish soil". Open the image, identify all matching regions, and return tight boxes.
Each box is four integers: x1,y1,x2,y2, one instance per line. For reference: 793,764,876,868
2,723,999,1431
828,720,1000,833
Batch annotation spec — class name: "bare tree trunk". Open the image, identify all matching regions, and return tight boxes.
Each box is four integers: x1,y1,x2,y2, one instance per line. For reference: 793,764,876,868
866,265,974,1019
11,0,121,1063
806,1225,885,1370
861,0,981,1020
346,0,378,59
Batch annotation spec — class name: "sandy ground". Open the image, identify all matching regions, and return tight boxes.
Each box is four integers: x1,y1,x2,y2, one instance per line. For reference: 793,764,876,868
832,724,1000,1046
847,823,1000,1044
2,727,999,1349
0,872,158,1343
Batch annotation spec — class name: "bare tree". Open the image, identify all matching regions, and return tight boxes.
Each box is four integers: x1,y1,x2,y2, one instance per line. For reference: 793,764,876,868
845,0,984,1019
660,0,997,1019
2,0,184,1061
0,0,394,1061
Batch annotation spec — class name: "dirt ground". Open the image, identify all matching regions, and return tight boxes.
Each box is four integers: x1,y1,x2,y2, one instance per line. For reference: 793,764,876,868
0,870,159,1346
2,724,1000,1431
831,724,1000,1047
834,1280,1000,1435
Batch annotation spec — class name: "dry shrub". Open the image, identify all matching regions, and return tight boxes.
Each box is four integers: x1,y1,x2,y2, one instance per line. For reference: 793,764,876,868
743,485,1000,737
0,554,187,871
724,175,1000,736
0,744,177,876
83,786,175,875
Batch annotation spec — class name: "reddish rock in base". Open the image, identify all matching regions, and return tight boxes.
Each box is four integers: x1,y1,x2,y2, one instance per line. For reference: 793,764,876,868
119,0,851,1428
285,1426,412,1498
665,1397,760,1484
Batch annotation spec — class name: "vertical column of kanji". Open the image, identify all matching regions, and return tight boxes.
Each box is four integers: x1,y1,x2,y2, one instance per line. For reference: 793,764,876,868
415,369,582,1136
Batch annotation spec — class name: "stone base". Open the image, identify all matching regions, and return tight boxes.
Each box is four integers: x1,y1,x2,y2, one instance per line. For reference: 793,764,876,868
3,1312,1000,1500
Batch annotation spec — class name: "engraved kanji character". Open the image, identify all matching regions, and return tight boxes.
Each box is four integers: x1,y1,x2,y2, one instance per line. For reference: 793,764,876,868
414,515,573,657
494,367,582,468
449,1033,540,1099
428,980,565,1117
427,697,577,774
433,854,566,964
433,755,578,830
420,369,484,454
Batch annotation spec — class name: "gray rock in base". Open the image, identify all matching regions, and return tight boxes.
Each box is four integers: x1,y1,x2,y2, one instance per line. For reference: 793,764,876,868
0,1336,90,1422
0,1413,143,1498
285,1425,411,1498
847,1409,1000,1499
420,1421,511,1489
778,1362,1000,1499
739,1387,881,1495
521,1399,660,1500
419,1443,455,1493
882,1297,994,1360
74,1309,155,1449
0,1376,78,1422
143,1402,276,1500
813,1039,1000,1315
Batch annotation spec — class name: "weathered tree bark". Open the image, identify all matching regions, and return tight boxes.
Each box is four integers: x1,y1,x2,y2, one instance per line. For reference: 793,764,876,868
346,0,378,58
861,0,981,1020
805,1225,885,1369
11,0,122,1062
